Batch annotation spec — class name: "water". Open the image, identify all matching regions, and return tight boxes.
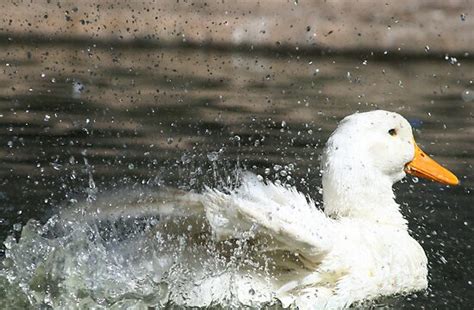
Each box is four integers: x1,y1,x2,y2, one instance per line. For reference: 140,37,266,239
0,38,473,308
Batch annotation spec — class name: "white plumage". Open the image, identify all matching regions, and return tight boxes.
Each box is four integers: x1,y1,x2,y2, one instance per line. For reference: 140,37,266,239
199,172,427,309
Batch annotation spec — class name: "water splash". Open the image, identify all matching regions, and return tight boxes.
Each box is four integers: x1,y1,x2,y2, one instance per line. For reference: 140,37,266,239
1,212,170,308
0,171,278,308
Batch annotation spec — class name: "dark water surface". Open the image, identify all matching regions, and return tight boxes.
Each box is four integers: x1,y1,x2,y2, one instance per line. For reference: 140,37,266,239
0,40,473,308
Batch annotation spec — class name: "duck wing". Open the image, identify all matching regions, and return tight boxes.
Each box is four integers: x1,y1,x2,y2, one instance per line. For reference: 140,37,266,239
203,173,334,263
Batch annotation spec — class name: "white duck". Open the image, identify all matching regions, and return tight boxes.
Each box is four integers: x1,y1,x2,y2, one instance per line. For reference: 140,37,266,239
121,110,459,309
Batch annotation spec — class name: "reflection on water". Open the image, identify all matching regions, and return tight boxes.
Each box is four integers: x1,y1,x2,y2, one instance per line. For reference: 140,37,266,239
0,39,472,308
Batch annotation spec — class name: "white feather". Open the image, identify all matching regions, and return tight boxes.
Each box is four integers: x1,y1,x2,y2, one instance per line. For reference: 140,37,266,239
204,172,334,262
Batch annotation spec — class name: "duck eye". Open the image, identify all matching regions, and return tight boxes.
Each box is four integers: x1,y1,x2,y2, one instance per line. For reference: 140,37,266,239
388,128,397,136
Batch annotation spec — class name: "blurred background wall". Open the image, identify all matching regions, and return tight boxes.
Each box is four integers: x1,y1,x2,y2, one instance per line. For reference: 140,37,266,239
1,0,472,55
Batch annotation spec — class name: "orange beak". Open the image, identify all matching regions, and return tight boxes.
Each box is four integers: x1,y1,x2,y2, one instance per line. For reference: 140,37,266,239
405,142,459,186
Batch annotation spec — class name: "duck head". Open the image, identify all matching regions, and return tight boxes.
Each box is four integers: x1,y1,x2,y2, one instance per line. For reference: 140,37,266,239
321,110,458,224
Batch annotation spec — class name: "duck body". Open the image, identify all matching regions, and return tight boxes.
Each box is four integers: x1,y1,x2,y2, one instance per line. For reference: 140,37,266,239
192,171,428,309
302,217,428,308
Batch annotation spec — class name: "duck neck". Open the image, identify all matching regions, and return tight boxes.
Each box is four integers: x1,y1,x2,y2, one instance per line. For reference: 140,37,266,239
322,162,408,229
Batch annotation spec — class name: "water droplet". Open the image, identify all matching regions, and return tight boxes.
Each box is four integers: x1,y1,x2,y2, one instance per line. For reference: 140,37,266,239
461,89,474,102
72,81,84,98
69,156,76,165
207,152,219,162
51,162,62,170
439,256,448,264
446,56,458,65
